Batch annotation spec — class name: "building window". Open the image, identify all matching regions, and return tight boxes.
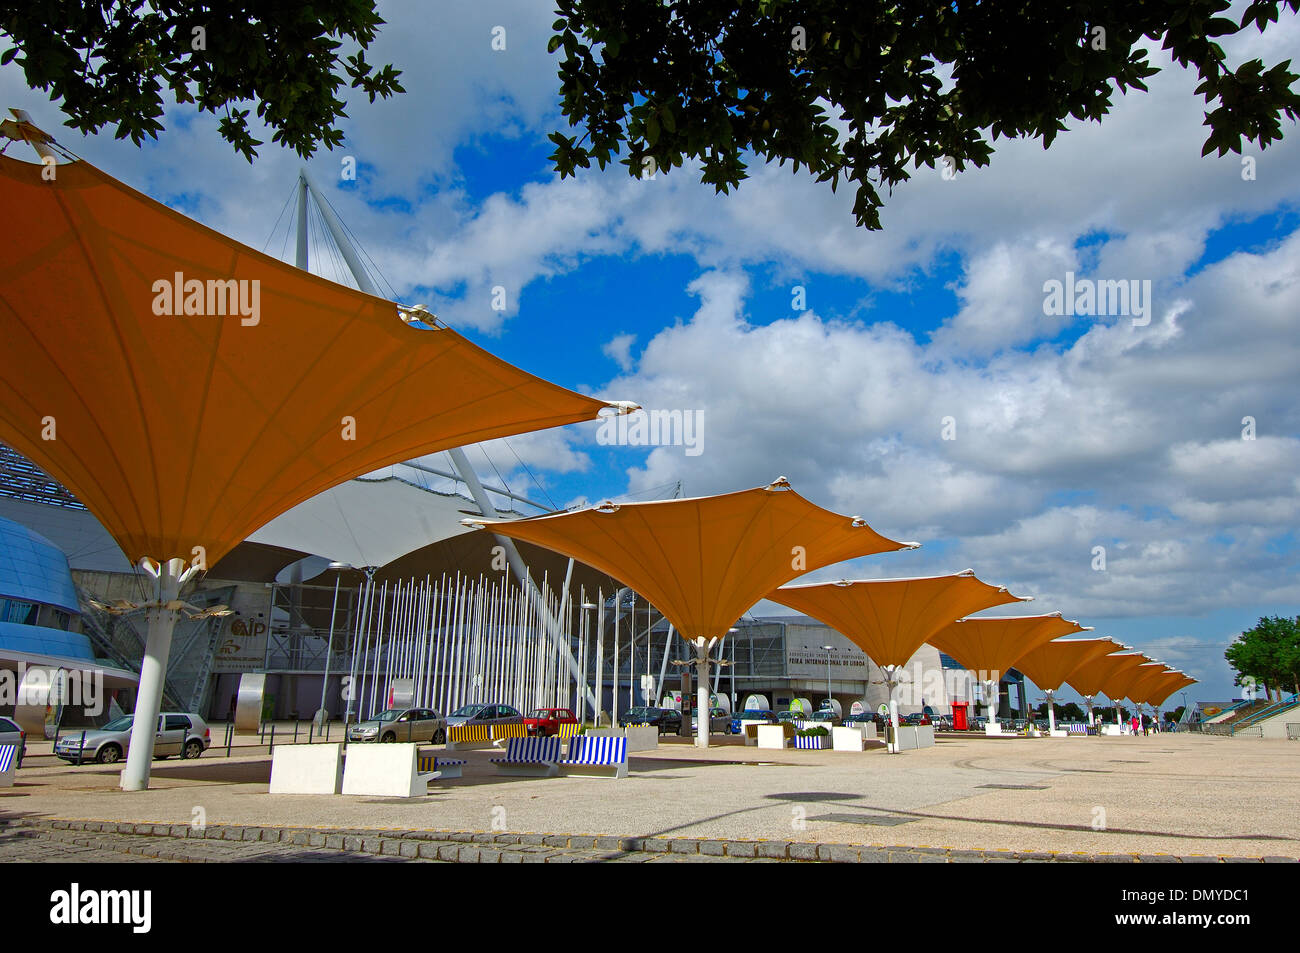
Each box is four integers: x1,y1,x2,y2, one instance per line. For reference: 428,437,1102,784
1,599,38,625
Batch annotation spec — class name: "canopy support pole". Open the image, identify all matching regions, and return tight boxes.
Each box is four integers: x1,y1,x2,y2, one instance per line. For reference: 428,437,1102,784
692,637,717,749
983,678,1001,735
121,557,195,791
1084,694,1095,726
883,665,902,753
1045,688,1056,734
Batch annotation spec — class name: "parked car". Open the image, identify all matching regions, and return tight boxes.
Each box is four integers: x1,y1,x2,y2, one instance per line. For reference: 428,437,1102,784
843,712,885,733
806,709,840,727
619,706,682,734
348,707,446,744
931,714,953,731
0,716,26,768
524,707,579,737
690,707,731,734
444,703,524,733
731,709,776,733
776,710,807,724
902,712,932,727
54,713,210,764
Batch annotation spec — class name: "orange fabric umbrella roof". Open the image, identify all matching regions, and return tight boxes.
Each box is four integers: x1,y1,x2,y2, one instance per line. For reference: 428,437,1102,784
0,155,628,566
1115,663,1174,703
464,477,919,641
767,570,1027,670
1065,650,1147,698
927,614,1090,681
1136,673,1197,707
1013,637,1117,693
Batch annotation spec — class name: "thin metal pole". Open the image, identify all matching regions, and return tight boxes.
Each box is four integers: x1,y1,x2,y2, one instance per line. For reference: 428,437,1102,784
316,572,341,726
613,590,622,726
594,591,605,724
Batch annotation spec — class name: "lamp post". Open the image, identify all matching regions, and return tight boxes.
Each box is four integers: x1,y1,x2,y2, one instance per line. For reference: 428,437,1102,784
821,645,835,707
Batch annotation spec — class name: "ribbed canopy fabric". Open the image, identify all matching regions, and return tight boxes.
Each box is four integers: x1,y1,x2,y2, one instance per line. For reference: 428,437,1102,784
1013,637,1117,693
1064,650,1147,698
464,478,918,641
768,570,1026,669
1098,658,1163,702
1135,672,1197,707
927,614,1090,681
0,156,625,566
1117,663,1175,703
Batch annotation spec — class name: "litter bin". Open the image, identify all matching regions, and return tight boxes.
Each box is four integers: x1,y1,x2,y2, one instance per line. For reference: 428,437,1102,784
952,702,969,731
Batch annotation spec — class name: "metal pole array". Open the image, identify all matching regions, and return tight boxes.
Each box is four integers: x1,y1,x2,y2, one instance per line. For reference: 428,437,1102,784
340,573,584,716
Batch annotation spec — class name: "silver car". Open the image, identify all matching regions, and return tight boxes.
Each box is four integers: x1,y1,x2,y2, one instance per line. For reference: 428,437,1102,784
444,703,523,730
54,712,210,764
0,716,26,768
347,707,446,744
690,707,732,734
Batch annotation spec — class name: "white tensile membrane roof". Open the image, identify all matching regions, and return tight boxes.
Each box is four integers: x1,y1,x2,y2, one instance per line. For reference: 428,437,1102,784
248,474,524,570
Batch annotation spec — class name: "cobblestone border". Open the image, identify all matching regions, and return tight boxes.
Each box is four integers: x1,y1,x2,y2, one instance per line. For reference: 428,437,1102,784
6,818,1295,864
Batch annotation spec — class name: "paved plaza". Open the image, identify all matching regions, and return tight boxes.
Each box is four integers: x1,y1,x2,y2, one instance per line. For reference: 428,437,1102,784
3,730,1297,862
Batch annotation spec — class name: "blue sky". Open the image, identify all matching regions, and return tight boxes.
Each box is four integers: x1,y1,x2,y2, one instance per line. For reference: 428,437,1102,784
4,0,1298,706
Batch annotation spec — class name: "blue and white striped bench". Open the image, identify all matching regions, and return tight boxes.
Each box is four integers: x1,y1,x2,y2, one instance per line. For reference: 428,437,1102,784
490,737,561,777
792,734,829,749
417,753,467,779
558,735,628,779
1066,724,1089,735
0,743,18,787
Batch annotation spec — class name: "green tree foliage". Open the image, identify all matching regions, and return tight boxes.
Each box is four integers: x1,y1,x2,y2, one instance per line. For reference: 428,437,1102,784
549,0,1300,228
1058,701,1085,721
1225,615,1300,697
0,1,404,161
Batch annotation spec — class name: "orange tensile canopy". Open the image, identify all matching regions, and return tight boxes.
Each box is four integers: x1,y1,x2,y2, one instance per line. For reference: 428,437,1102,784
1013,637,1117,693
1115,663,1174,703
0,156,628,566
767,570,1027,670
463,478,919,641
1063,647,1143,698
927,614,1090,681
1135,672,1197,707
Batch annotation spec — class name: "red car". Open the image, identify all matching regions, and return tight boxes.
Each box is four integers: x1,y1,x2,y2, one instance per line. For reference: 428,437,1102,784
524,708,578,737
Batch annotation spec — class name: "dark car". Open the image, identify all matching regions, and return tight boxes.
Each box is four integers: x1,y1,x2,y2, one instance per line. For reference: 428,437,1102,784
619,707,682,734
731,709,776,734
902,712,932,727
844,712,886,733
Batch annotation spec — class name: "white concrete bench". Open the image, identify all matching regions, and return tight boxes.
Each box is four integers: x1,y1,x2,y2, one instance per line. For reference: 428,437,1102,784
342,743,439,797
757,724,791,749
558,735,628,779
0,744,17,788
490,737,561,777
270,743,344,794
831,726,867,751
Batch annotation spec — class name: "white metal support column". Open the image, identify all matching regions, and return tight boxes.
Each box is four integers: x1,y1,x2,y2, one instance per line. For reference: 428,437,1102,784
121,557,199,791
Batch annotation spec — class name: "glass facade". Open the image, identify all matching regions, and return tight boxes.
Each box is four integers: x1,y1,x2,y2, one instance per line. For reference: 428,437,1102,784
0,515,93,659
